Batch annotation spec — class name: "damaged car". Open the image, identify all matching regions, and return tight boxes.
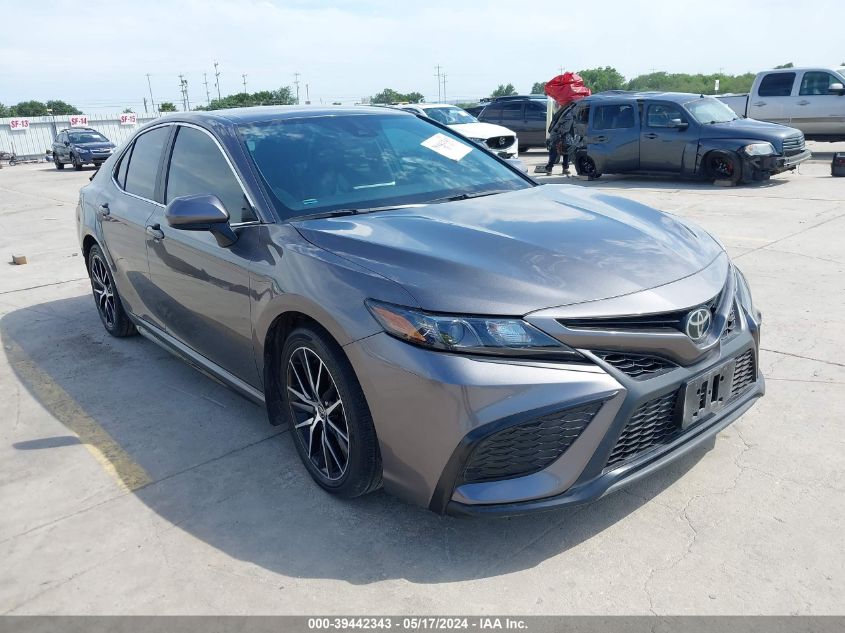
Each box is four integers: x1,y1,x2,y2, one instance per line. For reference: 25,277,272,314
568,91,811,183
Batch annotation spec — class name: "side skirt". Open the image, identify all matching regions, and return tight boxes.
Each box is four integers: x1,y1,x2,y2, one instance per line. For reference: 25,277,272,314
134,319,266,406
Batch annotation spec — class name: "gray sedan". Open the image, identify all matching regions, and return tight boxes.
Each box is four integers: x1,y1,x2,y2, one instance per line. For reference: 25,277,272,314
76,106,764,515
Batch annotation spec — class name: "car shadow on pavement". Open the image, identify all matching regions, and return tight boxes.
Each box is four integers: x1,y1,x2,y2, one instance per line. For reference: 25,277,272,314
538,173,793,192
2,295,711,584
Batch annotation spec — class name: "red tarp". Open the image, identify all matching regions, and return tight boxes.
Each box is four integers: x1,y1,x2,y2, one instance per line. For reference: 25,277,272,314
545,72,591,106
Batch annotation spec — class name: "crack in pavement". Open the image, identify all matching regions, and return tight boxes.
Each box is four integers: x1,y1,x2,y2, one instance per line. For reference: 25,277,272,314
760,348,845,369
732,212,845,261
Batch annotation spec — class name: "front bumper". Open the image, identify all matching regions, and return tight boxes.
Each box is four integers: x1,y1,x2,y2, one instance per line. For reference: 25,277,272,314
750,148,812,174
345,296,763,516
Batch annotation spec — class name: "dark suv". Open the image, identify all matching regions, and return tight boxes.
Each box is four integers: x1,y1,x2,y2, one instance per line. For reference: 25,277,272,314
53,128,116,170
477,95,549,151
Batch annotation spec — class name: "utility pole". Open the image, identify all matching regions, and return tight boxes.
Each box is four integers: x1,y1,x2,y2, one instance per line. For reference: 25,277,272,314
442,74,447,103
146,73,156,114
305,83,310,104
241,73,248,94
214,61,222,100
294,72,301,104
143,97,148,114
178,74,186,110
203,73,211,105
435,65,442,102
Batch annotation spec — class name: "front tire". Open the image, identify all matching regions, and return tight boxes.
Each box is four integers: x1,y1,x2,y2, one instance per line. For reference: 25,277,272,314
54,155,65,170
575,154,602,180
705,150,741,184
281,327,382,498
72,153,83,170
87,245,136,337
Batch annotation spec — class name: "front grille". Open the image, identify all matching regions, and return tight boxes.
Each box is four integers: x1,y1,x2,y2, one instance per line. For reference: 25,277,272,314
721,303,738,340
486,135,515,150
605,390,680,470
462,402,601,483
730,349,756,398
782,133,806,156
594,351,676,379
560,292,723,333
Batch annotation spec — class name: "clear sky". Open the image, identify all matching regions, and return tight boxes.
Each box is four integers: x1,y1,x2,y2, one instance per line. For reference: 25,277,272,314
2,0,843,113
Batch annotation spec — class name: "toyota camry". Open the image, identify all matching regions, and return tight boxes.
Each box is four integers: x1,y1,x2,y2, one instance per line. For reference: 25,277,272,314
76,106,764,515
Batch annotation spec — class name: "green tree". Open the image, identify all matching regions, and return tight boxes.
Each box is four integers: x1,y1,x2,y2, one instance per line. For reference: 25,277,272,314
159,102,177,112
531,81,546,94
196,86,297,110
122,107,134,113
371,88,424,104
491,83,517,97
0,102,10,117
626,71,754,94
46,99,81,115
577,67,626,93
10,100,49,116
774,62,794,69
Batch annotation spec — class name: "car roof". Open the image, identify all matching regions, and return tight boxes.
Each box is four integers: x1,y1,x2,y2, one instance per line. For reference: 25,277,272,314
60,127,98,132
581,91,711,104
492,94,547,101
159,105,410,126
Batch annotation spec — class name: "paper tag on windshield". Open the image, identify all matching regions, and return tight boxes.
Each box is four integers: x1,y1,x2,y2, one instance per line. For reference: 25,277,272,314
421,133,473,161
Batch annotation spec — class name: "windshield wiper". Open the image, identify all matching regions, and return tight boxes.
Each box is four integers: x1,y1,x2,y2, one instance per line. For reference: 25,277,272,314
293,203,421,221
429,190,511,204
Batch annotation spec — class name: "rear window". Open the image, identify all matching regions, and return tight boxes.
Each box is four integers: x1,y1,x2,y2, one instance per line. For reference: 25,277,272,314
593,104,636,130
124,126,170,200
500,103,523,121
758,72,796,97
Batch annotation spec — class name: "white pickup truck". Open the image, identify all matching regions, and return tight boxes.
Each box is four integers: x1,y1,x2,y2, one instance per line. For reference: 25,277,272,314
718,67,845,141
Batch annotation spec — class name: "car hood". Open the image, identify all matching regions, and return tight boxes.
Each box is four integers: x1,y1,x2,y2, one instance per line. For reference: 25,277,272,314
702,118,801,144
448,121,516,139
293,185,724,315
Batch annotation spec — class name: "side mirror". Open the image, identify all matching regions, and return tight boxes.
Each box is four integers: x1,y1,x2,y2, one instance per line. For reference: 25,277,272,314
829,82,845,95
669,119,689,130
165,194,238,247
64,141,70,146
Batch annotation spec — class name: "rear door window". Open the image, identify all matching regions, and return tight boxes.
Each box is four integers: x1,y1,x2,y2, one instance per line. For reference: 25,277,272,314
500,102,523,121
645,103,687,128
758,73,796,97
525,101,546,121
123,126,170,200
114,148,131,189
593,104,637,130
165,126,256,224
480,104,502,121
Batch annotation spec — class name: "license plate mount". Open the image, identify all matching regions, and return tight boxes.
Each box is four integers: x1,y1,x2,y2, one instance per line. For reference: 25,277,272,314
681,359,736,429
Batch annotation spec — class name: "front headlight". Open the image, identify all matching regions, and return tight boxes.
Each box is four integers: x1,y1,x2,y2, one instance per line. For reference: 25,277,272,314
743,142,775,156
468,137,487,145
366,300,582,359
733,266,756,316
75,146,91,154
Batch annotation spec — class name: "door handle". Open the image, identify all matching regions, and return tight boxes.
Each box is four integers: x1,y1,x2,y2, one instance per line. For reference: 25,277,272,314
644,133,658,139
97,202,110,217
145,224,164,240
594,135,608,142
797,100,810,106
752,101,767,107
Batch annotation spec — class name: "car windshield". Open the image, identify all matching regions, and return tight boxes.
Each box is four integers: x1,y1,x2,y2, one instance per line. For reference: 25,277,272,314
685,97,738,124
424,107,477,125
239,113,529,218
68,131,109,143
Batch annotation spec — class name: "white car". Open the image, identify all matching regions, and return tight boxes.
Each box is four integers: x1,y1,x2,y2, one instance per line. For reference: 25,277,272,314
398,103,519,157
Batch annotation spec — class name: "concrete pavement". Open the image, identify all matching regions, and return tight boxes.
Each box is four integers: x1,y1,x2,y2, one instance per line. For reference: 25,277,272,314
1,157,843,614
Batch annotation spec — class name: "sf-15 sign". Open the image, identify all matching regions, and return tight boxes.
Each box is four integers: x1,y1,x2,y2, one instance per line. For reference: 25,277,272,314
119,113,138,125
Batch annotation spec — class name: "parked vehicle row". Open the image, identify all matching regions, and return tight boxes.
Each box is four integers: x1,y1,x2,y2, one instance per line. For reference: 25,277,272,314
566,92,811,183
77,106,763,515
717,67,845,141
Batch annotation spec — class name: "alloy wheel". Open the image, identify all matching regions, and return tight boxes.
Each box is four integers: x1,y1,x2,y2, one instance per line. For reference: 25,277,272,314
710,156,734,179
90,254,116,328
286,347,350,481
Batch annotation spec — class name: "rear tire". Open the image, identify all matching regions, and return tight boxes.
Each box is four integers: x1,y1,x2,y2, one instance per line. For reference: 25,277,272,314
87,245,136,337
575,154,602,180
280,327,382,498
